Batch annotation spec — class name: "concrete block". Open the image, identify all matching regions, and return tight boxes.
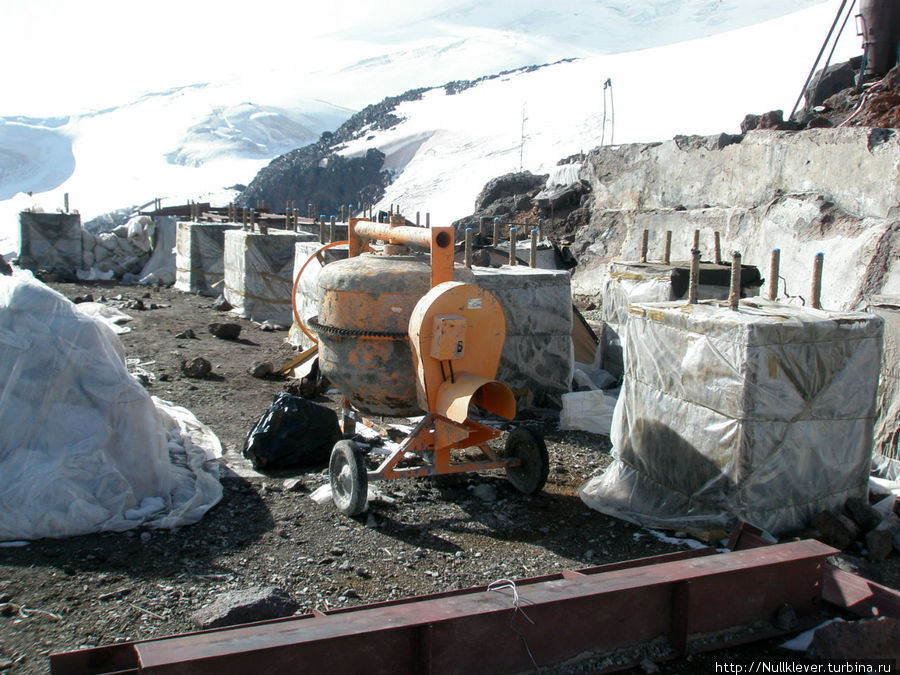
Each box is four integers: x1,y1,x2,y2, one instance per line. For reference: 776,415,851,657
471,265,573,407
174,222,241,296
17,211,83,273
224,230,317,326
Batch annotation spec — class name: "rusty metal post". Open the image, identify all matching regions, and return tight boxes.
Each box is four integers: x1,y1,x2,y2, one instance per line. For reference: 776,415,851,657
530,228,538,268
242,208,248,229
250,208,256,231
688,248,700,304
714,232,722,265
308,203,313,219
509,227,517,265
329,216,337,243
693,229,700,256
812,252,824,309
493,217,501,245
538,217,544,239
768,249,781,301
728,251,742,311
640,229,649,263
464,228,473,268
416,211,421,227
479,216,486,239
663,230,672,265
426,213,431,228
64,193,69,213
319,219,326,244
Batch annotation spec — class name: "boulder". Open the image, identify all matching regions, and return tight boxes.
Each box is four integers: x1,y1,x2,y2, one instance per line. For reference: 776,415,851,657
191,587,298,629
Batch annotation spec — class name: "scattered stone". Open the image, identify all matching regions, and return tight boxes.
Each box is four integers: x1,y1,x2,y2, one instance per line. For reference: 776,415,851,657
282,478,306,492
190,587,298,629
806,617,900,662
639,658,660,675
249,361,274,378
211,295,232,311
158,373,170,382
175,328,196,340
140,532,151,544
812,510,859,550
828,553,884,583
124,298,145,311
209,322,241,340
181,357,212,379
845,497,881,533
866,529,893,562
775,603,798,631
72,293,94,304
471,484,497,502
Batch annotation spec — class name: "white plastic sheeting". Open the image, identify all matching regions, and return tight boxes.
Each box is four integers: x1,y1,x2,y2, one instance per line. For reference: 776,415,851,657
0,271,222,540
546,162,582,188
870,297,900,480
130,216,178,286
580,298,883,536
175,221,241,295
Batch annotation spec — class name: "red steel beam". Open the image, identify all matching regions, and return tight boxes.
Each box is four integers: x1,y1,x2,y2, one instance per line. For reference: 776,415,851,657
52,541,836,674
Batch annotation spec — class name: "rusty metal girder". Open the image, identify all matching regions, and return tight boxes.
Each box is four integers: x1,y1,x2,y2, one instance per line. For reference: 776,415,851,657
52,541,840,675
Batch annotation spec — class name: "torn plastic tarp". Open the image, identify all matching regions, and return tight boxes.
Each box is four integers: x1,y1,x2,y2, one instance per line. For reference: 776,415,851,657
868,296,900,480
580,298,882,536
0,271,222,540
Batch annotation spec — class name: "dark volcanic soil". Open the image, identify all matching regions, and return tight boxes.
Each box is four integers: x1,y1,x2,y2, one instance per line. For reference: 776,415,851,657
1,281,899,673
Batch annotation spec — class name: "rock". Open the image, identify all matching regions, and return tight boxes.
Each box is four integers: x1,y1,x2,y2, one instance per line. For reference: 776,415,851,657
175,328,196,340
775,603,798,631
639,658,660,675
181,357,212,379
282,478,306,492
845,496,881,533
124,299,145,311
190,586,298,629
211,295,232,311
866,529,893,562
0,656,13,670
806,617,900,662
248,361,274,378
209,322,241,340
806,115,833,129
471,248,492,267
828,552,884,583
811,510,859,550
740,113,760,133
471,484,497,502
474,171,547,211
72,293,94,304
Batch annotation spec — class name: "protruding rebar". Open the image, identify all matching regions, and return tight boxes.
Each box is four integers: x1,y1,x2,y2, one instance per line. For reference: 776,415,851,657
688,248,700,304
249,208,256,230
768,249,781,301
692,229,700,255
811,252,824,310
416,211,421,227
538,217,544,239
426,213,431,228
663,231,672,265
493,217,501,245
640,229,649,263
308,203,313,219
64,193,69,213
465,228,473,268
479,216,486,238
319,219,326,244
530,228,538,268
728,251,742,311
509,227,517,266
714,232,722,265
242,207,248,229
329,216,337,243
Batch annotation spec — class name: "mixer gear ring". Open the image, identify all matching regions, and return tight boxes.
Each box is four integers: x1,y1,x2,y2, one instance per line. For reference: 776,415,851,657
307,317,408,340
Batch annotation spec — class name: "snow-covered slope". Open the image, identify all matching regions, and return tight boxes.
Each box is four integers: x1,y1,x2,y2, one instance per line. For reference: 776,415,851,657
0,0,859,257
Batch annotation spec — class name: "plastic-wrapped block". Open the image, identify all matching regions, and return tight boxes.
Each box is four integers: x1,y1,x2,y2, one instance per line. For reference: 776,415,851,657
471,265,573,407
869,296,900,479
288,241,349,349
580,298,883,535
17,212,83,273
175,222,242,296
224,230,318,326
600,261,762,380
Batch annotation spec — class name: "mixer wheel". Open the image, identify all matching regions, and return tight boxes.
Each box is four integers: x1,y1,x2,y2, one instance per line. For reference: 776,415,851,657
503,426,549,495
329,440,368,516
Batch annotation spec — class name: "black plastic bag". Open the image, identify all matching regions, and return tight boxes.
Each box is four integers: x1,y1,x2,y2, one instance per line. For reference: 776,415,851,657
243,392,341,470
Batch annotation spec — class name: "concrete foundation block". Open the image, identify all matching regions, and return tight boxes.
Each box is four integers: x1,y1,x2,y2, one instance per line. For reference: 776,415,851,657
17,212,83,273
175,222,242,296
224,230,316,326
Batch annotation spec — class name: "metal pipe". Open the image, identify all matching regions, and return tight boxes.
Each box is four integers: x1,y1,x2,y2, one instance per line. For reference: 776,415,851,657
353,221,438,250
530,228,538,268
812,252,824,309
509,227,517,265
640,229,649,263
663,231,672,265
714,232,722,265
493,217,501,245
768,249,781,301
728,251,742,311
465,228,473,268
688,248,700,304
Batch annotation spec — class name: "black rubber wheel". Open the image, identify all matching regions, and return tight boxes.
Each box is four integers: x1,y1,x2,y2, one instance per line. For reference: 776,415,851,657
329,440,368,516
503,426,549,495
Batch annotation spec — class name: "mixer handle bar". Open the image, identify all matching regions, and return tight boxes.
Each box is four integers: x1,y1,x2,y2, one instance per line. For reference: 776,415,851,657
349,217,455,288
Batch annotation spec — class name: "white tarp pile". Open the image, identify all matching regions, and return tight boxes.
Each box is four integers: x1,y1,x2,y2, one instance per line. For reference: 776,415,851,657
0,271,222,540
580,298,883,536
125,215,178,287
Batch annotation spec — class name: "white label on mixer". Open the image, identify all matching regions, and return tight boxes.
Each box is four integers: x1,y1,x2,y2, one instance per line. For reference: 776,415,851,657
467,298,482,310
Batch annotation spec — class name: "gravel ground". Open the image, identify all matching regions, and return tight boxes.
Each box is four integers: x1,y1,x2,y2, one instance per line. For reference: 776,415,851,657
1,280,897,673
